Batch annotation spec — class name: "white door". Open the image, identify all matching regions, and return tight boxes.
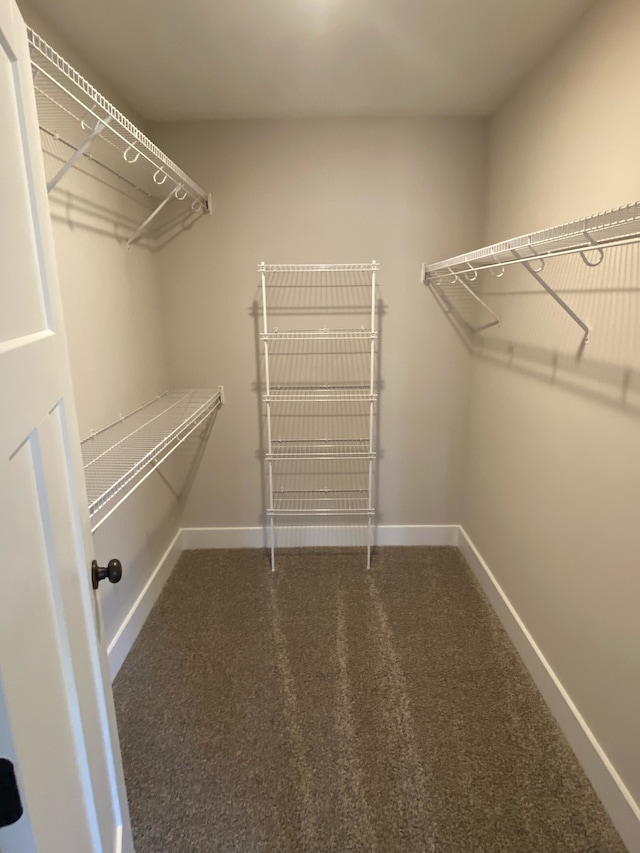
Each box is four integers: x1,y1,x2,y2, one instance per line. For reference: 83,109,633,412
0,2,132,852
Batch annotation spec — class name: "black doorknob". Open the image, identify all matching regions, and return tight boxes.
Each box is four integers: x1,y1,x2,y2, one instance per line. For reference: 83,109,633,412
92,559,123,589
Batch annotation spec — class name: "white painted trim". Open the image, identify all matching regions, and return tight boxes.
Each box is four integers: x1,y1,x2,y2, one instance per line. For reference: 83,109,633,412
378,524,459,546
181,524,459,550
106,529,183,680
182,526,265,549
457,526,640,853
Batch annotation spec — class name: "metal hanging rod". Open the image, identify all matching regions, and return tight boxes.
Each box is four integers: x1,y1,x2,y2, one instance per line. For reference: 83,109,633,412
258,263,379,272
423,202,640,279
27,27,212,243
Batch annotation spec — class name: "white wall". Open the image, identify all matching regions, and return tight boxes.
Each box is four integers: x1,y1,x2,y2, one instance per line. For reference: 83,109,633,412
18,1,183,651
148,117,486,536
463,0,640,827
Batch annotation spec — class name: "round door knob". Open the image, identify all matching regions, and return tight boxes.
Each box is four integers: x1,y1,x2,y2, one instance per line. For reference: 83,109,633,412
92,558,123,589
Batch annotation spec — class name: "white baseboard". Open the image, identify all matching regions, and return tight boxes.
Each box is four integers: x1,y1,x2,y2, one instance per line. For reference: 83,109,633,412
181,526,266,549
107,529,183,680
457,526,640,853
181,524,459,550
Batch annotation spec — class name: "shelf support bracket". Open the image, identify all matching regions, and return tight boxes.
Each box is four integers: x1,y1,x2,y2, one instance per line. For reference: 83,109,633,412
512,249,590,354
46,116,112,193
127,184,182,248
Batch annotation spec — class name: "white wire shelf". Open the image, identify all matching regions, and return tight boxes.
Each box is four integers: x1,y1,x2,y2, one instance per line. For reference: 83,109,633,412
264,386,377,403
267,439,374,460
261,328,377,341
28,28,211,243
259,263,379,273
429,279,500,334
422,202,640,279
420,206,640,351
81,388,223,531
268,490,374,516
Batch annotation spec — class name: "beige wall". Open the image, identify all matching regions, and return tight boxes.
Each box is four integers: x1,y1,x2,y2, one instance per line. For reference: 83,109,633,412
18,0,181,650
148,117,486,533
463,0,640,819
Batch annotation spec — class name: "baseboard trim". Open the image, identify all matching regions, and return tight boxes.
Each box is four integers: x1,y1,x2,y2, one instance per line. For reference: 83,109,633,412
181,526,266,549
457,526,640,853
181,524,459,550
107,529,183,680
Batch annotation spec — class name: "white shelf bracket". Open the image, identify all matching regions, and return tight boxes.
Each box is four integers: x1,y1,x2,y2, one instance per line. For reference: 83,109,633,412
127,184,183,248
512,249,591,353
47,116,112,193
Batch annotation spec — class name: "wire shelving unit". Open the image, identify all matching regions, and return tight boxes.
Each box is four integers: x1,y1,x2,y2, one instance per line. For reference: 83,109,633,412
81,388,223,532
259,262,379,570
27,28,211,246
422,202,640,351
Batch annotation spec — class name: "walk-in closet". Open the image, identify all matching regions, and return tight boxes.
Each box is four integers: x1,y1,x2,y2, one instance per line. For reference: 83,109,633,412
1,1,639,851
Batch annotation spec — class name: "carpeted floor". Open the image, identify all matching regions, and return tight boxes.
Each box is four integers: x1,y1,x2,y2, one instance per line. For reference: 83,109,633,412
113,547,627,853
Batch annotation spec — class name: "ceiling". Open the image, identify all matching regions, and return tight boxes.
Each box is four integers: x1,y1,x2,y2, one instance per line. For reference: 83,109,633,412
24,0,594,121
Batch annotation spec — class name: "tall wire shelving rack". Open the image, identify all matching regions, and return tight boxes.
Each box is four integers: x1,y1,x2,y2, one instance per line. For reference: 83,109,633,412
259,263,379,570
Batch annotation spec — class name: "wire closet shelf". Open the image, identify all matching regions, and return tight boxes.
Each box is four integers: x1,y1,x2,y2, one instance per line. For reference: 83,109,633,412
27,27,211,244
422,202,640,350
261,328,377,341
259,262,378,570
81,388,223,533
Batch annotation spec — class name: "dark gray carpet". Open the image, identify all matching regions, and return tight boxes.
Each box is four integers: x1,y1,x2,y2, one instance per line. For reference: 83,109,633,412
114,547,626,853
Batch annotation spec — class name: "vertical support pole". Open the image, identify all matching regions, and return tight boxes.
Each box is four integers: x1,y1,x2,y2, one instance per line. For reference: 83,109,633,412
367,261,377,569
261,263,276,571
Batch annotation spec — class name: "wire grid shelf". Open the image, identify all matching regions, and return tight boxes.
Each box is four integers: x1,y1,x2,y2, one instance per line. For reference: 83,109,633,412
259,263,379,273
269,490,374,516
429,279,500,334
28,27,209,209
81,389,222,527
261,328,377,341
423,202,640,279
259,265,377,291
264,386,377,403
267,439,373,460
